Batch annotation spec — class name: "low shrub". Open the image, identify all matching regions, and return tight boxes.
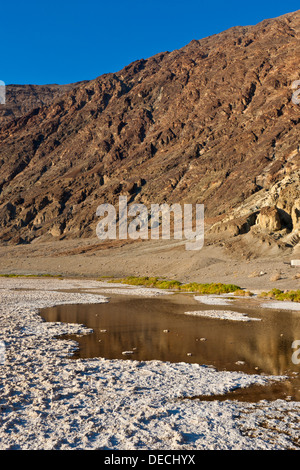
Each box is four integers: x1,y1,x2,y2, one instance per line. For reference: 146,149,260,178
258,288,300,303
107,276,241,294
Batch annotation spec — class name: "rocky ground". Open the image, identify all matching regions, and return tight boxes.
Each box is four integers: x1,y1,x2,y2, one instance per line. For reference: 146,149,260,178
0,234,299,292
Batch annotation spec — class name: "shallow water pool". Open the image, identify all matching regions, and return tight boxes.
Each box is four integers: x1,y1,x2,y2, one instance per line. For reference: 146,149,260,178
40,292,300,401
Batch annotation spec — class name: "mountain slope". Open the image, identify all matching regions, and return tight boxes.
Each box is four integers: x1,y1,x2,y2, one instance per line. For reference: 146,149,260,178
0,82,84,126
0,10,299,245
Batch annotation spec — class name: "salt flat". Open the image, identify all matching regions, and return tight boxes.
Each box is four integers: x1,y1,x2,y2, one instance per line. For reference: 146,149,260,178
0,277,299,450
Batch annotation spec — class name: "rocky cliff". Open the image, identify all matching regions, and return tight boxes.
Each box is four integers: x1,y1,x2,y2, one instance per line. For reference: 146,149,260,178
0,83,84,126
0,10,299,247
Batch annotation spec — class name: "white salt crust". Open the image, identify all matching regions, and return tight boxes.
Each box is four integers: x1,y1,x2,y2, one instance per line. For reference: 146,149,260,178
0,277,299,450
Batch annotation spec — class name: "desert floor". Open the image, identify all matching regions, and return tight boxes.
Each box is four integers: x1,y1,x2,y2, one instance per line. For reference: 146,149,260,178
0,235,299,292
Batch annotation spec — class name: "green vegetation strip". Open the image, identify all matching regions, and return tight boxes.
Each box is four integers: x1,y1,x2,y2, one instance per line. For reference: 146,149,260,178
258,288,300,303
0,274,63,278
104,276,241,295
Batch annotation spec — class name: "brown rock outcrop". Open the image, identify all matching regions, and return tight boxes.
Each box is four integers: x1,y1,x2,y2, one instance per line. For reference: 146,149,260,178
292,199,300,231
0,83,84,127
256,206,282,231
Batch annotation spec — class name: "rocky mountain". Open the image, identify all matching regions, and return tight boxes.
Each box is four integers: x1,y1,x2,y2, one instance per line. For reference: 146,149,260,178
0,83,84,126
0,10,299,247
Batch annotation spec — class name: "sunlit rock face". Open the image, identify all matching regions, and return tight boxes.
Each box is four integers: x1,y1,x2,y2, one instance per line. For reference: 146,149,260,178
0,11,299,246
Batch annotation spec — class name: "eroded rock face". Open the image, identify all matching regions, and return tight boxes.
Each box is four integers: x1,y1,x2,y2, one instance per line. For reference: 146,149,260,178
0,11,299,244
0,83,83,127
210,213,258,237
256,206,282,232
292,199,300,231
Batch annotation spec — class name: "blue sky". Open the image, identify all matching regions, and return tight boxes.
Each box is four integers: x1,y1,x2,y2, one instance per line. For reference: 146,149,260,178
1,0,299,85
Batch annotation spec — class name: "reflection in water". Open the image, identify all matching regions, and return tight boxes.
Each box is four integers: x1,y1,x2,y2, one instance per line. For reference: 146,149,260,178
40,293,300,401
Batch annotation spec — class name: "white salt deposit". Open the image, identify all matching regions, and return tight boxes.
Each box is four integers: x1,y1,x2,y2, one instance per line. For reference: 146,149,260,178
260,300,300,311
193,295,261,321
194,295,234,305
184,310,261,322
0,277,299,450
86,287,173,296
